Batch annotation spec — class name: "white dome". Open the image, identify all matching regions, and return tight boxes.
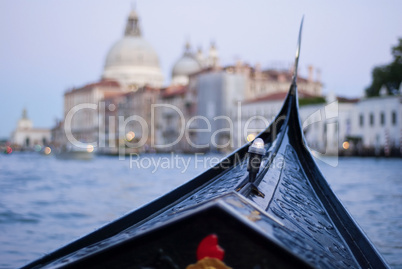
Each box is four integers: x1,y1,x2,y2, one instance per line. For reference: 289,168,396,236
171,42,201,85
102,10,164,87
105,37,160,69
172,55,201,77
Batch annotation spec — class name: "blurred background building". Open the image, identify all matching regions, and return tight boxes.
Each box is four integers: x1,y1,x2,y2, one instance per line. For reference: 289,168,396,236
10,109,51,150
102,9,164,88
47,8,401,157
349,93,402,156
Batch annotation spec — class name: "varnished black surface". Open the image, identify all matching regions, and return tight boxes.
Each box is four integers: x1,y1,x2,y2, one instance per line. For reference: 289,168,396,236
23,87,389,268
41,199,317,269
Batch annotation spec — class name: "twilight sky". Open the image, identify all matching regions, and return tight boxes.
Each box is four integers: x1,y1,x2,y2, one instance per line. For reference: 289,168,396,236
1,0,401,139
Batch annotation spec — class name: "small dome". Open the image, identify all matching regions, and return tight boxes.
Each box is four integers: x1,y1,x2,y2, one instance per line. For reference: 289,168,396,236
172,55,201,77
171,42,201,85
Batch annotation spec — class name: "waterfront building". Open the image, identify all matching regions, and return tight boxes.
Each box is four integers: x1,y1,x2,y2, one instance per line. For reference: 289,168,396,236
97,91,127,154
245,64,322,100
11,109,51,149
239,92,299,146
188,68,246,151
58,9,164,151
238,91,321,148
349,95,402,156
116,86,160,153
239,92,402,157
233,91,361,156
189,62,322,151
153,42,223,152
156,84,197,152
299,94,358,156
63,80,122,148
52,8,329,154
301,94,402,157
49,7,402,157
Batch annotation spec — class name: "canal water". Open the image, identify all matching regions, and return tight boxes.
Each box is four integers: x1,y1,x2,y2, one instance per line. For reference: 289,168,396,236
0,153,401,268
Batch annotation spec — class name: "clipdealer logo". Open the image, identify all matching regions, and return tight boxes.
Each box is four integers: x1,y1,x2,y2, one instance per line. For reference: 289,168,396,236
63,101,340,167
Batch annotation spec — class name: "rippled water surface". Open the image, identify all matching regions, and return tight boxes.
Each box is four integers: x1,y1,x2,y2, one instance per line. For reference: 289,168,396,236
0,153,401,268
318,157,402,268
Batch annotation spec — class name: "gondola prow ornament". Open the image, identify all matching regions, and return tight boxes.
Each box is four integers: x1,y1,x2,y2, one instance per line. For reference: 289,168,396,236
186,235,231,269
247,138,266,197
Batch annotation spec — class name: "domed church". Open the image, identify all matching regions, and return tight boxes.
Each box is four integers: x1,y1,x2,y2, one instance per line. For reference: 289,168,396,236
102,9,164,88
56,8,224,152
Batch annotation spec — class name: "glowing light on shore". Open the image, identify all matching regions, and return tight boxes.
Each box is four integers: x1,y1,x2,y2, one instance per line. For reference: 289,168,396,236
247,133,256,142
44,147,51,155
342,141,350,150
87,145,94,153
125,131,135,142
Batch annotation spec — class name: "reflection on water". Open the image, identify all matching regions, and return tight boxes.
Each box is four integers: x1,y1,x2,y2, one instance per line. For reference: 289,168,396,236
0,153,401,268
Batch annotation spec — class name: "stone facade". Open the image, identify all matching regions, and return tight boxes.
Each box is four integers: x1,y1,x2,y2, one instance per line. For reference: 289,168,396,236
11,109,51,149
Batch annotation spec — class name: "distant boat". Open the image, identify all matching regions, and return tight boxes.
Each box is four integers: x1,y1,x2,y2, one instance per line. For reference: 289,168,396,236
22,20,389,269
55,145,94,160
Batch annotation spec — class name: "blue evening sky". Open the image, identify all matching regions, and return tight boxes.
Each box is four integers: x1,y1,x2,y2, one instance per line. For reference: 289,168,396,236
1,0,401,139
